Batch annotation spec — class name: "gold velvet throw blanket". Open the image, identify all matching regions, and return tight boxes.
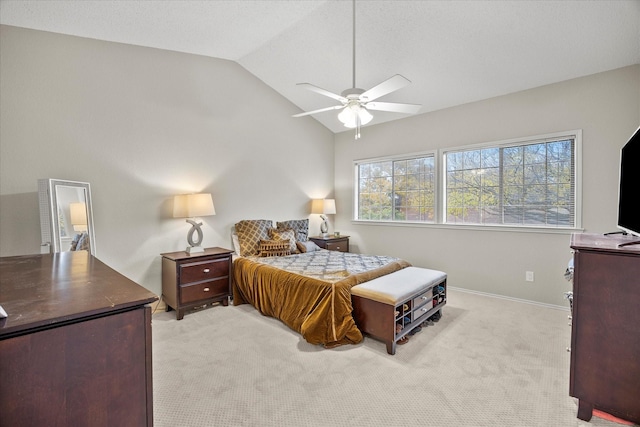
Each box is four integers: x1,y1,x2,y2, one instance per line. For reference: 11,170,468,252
233,250,410,348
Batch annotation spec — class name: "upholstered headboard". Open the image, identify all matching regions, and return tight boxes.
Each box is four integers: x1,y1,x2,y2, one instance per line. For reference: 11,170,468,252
232,218,309,257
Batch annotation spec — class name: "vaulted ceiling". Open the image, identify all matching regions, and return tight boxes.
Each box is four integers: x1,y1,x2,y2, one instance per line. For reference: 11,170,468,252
2,0,639,133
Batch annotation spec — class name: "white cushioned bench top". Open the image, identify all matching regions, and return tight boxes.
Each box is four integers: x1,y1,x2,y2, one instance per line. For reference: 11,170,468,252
351,266,446,305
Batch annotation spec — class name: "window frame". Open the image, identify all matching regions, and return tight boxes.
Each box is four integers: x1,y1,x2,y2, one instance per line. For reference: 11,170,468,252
352,130,582,233
353,150,438,224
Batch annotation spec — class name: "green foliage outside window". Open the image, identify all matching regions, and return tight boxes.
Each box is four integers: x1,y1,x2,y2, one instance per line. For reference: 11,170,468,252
355,133,576,229
357,156,436,222
445,139,575,226
356,134,578,227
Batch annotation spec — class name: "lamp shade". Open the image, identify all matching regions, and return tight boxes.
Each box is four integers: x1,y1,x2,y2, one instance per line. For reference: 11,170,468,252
173,193,216,218
70,202,88,232
311,199,336,215
323,199,336,215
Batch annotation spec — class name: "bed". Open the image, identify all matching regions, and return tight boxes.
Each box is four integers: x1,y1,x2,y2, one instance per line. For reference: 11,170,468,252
231,219,410,348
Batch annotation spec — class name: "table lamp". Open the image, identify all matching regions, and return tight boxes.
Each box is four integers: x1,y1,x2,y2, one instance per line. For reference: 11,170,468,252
173,193,216,254
311,199,336,238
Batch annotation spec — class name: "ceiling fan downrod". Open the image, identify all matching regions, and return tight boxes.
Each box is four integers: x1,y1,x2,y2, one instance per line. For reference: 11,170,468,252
351,0,356,90
351,0,362,140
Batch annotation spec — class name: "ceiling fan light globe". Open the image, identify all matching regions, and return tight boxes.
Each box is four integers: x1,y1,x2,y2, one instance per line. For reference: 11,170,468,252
359,107,373,124
338,105,373,128
338,106,356,127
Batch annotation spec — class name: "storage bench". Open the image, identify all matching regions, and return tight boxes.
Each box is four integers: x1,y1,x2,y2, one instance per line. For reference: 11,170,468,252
351,267,447,355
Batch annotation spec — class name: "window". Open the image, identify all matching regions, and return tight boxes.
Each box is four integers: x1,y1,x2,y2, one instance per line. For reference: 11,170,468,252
356,155,436,222
444,134,577,227
353,131,580,231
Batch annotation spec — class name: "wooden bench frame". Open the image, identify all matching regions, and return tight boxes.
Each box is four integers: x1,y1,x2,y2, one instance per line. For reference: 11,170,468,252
352,271,446,355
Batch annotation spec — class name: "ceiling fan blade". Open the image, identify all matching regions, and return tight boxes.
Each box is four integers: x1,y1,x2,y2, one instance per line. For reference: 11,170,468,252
365,101,422,114
360,74,411,102
292,105,345,118
297,83,347,103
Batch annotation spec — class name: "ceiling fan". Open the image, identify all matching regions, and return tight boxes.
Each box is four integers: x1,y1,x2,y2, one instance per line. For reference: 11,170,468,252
293,0,421,139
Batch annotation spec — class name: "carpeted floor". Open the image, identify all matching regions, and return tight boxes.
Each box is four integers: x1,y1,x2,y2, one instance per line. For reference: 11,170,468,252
152,289,636,427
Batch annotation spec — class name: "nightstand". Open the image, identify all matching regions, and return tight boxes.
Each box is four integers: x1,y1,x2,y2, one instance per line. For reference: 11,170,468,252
161,247,234,320
309,235,350,252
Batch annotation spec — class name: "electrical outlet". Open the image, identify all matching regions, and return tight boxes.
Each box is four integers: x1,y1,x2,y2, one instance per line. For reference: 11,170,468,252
526,271,534,282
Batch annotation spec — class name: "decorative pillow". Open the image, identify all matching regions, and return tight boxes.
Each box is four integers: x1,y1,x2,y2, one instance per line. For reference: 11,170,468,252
296,240,322,253
259,240,291,257
269,228,297,253
276,219,309,242
235,219,273,256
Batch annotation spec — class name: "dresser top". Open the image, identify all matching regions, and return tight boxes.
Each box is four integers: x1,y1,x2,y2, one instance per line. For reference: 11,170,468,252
571,233,640,254
160,246,234,261
309,235,350,240
0,251,158,338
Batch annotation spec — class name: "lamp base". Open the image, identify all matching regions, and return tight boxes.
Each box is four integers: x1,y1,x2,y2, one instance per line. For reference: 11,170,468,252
186,246,205,254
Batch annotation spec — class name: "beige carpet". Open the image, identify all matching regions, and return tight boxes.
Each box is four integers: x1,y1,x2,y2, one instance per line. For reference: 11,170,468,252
152,289,634,427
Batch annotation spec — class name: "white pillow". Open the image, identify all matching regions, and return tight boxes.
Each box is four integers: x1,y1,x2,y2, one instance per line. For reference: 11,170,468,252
231,230,241,256
296,240,321,253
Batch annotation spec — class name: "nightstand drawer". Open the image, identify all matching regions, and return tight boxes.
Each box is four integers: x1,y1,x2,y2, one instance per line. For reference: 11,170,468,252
179,258,229,284
180,278,228,304
326,241,348,252
309,235,350,253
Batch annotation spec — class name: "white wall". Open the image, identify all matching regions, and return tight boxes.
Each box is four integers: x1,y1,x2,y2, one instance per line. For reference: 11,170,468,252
334,65,640,306
2,25,638,307
0,25,334,296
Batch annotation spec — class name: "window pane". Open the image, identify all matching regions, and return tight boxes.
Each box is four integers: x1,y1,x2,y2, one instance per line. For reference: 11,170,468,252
407,158,422,174
482,148,500,168
447,152,463,170
504,166,523,185
503,146,523,166
504,185,524,205
394,160,406,175
356,133,576,229
463,150,481,169
356,156,435,223
444,136,576,228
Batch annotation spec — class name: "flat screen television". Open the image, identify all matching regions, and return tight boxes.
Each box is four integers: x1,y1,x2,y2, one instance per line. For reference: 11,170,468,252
617,125,640,241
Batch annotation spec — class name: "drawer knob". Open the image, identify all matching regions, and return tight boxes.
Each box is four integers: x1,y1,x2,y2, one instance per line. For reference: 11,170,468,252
203,287,210,292
422,308,429,312
421,296,428,300
203,268,210,273
336,246,341,250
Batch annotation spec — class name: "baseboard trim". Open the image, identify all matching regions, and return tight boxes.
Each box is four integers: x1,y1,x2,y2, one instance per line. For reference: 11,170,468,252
449,286,569,311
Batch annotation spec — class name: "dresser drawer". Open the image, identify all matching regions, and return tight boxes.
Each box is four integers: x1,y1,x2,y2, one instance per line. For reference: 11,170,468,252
179,258,229,284
180,277,229,304
326,241,348,252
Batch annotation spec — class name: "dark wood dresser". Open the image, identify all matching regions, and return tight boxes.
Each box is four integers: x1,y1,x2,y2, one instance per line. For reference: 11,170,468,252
0,251,158,427
569,233,640,424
